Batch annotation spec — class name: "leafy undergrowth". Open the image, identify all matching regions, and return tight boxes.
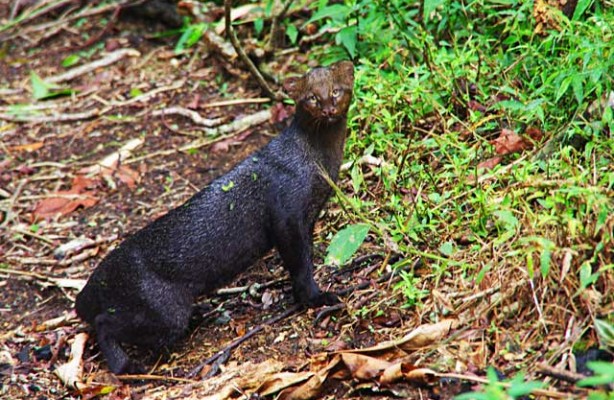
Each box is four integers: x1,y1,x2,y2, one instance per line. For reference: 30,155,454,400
1,0,613,399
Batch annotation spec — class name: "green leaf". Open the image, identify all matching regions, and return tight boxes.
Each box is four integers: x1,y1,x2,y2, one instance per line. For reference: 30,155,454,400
325,223,370,266
438,241,455,257
61,54,81,68
336,25,357,58
254,18,264,36
305,4,350,25
556,75,572,102
540,248,551,278
594,319,614,348
423,0,446,21
571,75,584,104
176,23,206,53
31,71,52,100
572,0,594,20
577,362,614,387
30,71,76,100
129,88,143,98
494,210,519,230
221,181,235,192
286,23,298,45
579,261,599,289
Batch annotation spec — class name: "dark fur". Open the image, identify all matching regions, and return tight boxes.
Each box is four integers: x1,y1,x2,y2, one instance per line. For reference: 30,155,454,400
75,61,355,374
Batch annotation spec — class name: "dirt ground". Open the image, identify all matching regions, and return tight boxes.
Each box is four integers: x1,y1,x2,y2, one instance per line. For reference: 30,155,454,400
0,3,439,399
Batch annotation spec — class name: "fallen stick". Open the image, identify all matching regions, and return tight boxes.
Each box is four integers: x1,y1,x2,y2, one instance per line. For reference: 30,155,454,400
202,97,271,108
0,108,106,123
536,362,586,384
152,107,225,127
223,0,284,101
126,109,272,164
186,304,304,378
47,49,141,84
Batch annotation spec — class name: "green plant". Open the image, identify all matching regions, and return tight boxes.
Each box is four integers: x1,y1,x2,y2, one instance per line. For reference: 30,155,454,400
455,367,544,400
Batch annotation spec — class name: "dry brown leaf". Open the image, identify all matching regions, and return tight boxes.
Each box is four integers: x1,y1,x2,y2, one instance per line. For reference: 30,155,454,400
33,189,98,220
79,138,143,176
211,130,253,153
33,175,99,220
477,156,503,171
55,333,88,389
257,371,314,397
214,4,262,34
341,353,393,381
381,363,438,385
492,128,532,155
8,142,44,152
278,355,341,400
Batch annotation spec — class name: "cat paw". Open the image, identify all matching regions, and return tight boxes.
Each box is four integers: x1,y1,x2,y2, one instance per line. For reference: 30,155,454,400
111,359,146,375
305,291,340,308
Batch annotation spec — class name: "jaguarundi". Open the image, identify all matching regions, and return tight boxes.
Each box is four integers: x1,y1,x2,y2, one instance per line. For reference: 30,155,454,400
75,60,355,374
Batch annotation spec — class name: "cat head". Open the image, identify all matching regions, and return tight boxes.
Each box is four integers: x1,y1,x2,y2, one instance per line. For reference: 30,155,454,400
283,61,354,124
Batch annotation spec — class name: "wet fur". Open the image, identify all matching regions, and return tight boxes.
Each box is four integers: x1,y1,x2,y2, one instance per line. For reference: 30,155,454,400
75,61,355,374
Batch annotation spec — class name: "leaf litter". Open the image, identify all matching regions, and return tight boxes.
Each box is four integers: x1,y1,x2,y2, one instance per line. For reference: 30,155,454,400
0,2,609,400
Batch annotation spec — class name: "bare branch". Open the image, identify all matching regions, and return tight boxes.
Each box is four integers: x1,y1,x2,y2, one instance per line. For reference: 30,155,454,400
224,0,286,101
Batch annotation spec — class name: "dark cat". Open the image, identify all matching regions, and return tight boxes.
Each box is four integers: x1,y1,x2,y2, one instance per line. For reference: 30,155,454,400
75,61,355,374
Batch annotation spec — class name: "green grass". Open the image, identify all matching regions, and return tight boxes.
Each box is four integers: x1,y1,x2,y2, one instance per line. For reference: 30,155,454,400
302,0,613,394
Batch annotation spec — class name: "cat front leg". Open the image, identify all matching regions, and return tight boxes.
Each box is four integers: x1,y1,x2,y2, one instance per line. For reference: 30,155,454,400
273,217,339,307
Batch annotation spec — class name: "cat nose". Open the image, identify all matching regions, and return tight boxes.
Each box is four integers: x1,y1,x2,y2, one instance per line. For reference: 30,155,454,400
323,107,337,117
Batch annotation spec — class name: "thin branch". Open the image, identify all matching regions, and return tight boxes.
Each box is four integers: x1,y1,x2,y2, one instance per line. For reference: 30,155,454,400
186,304,303,378
47,48,141,84
152,107,226,127
224,0,285,101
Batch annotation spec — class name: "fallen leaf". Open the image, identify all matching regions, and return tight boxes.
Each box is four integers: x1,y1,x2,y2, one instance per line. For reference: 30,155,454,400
215,4,261,35
257,371,314,397
33,191,98,220
211,130,253,153
55,333,88,389
187,94,201,110
8,142,44,153
278,355,340,400
270,102,293,124
477,156,503,171
343,319,459,355
467,100,487,112
492,128,532,155
79,138,143,188
381,363,437,385
341,353,393,380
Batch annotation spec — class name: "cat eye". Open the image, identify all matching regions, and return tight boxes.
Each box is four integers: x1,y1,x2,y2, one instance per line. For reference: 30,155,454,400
331,89,341,98
308,95,319,105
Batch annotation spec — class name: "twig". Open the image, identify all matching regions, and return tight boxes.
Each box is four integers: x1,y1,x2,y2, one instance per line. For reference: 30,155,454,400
186,304,303,378
536,363,586,383
200,109,271,136
46,49,141,84
1,0,76,34
0,108,107,123
224,0,285,101
77,4,121,49
267,0,295,50
202,98,271,108
152,107,225,127
126,109,272,163
0,0,141,41
117,374,197,383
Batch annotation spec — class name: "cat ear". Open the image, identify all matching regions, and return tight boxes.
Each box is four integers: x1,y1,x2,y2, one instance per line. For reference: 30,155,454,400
283,76,305,100
331,61,355,87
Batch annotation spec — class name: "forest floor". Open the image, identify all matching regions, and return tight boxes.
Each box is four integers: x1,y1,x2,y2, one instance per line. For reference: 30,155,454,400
0,3,437,399
0,1,611,400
